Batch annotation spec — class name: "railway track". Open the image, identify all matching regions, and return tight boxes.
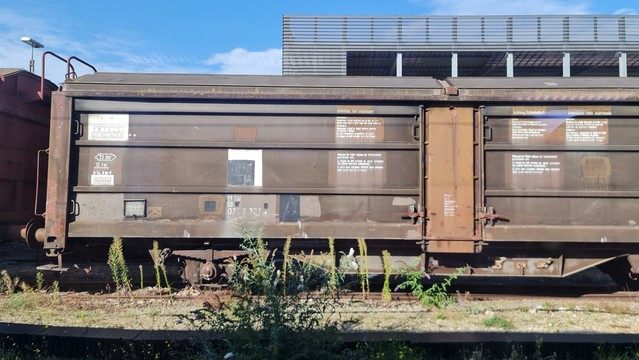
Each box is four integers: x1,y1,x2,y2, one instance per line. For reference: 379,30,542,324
2,321,639,359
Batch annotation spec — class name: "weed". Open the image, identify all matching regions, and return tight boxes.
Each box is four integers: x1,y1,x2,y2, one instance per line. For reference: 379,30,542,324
540,301,553,311
396,262,464,308
328,237,337,290
602,303,629,315
354,341,429,359
151,241,162,289
138,265,144,289
107,236,132,293
282,236,292,288
595,345,639,360
1,270,17,294
180,232,355,359
145,309,160,317
73,311,88,320
52,280,59,301
483,315,514,330
5,293,38,312
466,304,485,315
357,238,370,298
160,262,172,297
18,280,31,293
35,272,44,292
381,250,392,302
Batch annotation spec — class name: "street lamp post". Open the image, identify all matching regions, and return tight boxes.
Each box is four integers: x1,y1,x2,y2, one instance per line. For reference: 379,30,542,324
20,37,44,73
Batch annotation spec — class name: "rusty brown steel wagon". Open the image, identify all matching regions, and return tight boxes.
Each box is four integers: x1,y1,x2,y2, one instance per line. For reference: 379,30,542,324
23,73,639,287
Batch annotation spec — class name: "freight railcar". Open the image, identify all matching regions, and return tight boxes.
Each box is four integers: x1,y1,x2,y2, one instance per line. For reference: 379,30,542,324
24,73,639,287
0,69,56,242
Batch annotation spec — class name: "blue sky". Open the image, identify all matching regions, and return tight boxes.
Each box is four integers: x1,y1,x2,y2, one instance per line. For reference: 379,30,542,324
1,0,636,83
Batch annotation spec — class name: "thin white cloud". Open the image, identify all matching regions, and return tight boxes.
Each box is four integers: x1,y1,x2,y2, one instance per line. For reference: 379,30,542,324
424,0,591,15
0,5,227,82
614,8,637,15
205,48,282,75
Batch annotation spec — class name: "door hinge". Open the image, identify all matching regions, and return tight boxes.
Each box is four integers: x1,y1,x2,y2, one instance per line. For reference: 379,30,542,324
401,206,426,224
477,207,509,226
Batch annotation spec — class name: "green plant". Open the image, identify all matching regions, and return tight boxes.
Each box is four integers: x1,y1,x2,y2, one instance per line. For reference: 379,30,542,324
396,262,464,308
73,310,88,320
1,270,17,294
52,280,59,301
180,232,354,359
328,237,337,290
107,236,132,293
160,261,172,297
5,293,38,312
35,272,44,292
483,315,514,330
357,238,369,298
434,313,447,321
145,309,160,317
149,241,172,294
138,265,144,289
282,236,292,289
381,250,392,302
151,241,162,289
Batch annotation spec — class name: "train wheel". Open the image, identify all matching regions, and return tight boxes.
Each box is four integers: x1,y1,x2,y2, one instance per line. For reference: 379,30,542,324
180,258,225,287
23,217,44,249
181,259,201,286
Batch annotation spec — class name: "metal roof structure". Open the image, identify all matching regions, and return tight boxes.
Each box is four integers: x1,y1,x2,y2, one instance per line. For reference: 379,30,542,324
282,15,639,78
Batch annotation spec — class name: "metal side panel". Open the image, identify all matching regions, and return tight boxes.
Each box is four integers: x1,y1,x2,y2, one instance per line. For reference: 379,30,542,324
66,101,423,242
425,107,478,247
483,104,639,243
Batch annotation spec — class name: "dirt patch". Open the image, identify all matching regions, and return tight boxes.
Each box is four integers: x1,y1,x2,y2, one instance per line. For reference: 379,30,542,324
1,292,638,333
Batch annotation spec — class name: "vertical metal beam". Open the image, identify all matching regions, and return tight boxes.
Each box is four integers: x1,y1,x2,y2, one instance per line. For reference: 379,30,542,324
506,52,514,77
451,52,458,77
563,52,571,77
618,52,628,77
396,52,403,77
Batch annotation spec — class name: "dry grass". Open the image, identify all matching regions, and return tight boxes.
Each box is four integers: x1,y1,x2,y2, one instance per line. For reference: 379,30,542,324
0,292,638,333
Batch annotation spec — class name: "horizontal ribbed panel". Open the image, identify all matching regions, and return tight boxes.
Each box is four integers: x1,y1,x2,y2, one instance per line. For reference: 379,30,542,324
283,15,639,76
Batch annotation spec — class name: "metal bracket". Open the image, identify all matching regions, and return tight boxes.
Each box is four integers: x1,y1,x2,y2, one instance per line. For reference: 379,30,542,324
401,205,426,224
536,258,554,269
490,257,507,270
483,124,493,141
478,207,509,225
411,120,420,140
516,262,527,275
36,253,68,272
157,248,172,265
69,200,80,216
